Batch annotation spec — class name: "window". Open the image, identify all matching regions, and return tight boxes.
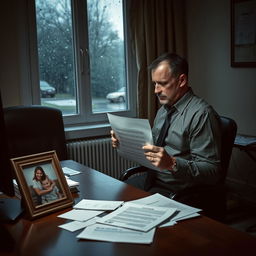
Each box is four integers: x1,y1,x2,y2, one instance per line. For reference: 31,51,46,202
26,0,136,138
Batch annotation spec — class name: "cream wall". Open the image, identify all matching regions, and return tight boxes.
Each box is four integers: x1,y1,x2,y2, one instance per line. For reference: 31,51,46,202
186,0,256,202
186,0,256,136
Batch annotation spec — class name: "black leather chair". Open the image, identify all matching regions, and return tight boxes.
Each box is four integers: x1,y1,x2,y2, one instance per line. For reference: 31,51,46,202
119,116,237,221
4,105,67,161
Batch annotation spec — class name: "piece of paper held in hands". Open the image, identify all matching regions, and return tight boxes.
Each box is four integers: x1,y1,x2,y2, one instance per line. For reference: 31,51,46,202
74,199,124,211
97,202,177,232
107,113,160,171
77,223,155,244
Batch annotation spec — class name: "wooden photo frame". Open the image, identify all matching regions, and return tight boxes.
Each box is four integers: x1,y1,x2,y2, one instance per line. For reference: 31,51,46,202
11,151,73,219
231,0,256,67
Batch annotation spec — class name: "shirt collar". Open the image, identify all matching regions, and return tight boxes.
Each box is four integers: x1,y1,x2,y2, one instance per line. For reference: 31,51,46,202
172,88,194,115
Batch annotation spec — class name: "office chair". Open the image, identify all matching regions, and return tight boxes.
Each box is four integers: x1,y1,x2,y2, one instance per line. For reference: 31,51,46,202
119,116,237,221
4,105,67,161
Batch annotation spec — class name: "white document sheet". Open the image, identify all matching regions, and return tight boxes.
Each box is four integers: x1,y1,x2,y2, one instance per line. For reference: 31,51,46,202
62,166,81,176
97,202,176,232
65,176,79,187
107,113,160,171
129,193,201,222
77,223,155,244
58,216,100,232
74,199,124,211
173,212,200,222
58,209,103,222
159,220,177,228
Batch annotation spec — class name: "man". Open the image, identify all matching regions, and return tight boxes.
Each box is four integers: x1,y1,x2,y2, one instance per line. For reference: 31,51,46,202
111,53,221,198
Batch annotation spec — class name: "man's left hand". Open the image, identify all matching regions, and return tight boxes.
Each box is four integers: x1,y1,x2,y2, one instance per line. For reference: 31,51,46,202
143,144,175,170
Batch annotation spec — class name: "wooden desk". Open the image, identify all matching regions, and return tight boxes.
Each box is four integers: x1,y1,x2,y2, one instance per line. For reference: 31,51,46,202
2,160,256,256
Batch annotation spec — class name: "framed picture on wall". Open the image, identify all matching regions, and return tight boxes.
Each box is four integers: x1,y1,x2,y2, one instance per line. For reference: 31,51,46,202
231,0,256,67
11,151,73,219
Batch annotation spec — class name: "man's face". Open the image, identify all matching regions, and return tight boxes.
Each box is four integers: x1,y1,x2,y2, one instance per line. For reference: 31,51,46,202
42,179,51,189
151,61,182,106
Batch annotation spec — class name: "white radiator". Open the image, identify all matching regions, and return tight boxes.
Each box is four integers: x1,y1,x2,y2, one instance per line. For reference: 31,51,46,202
66,138,137,179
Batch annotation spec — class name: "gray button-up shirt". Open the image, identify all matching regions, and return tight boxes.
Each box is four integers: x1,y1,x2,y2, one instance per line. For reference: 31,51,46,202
151,88,221,192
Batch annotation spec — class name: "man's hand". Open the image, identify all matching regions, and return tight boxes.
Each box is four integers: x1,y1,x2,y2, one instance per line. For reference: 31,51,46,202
143,144,176,170
110,130,119,148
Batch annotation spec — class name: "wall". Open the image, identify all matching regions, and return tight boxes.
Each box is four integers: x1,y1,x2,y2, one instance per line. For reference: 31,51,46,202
187,0,256,136
0,1,22,106
186,0,256,202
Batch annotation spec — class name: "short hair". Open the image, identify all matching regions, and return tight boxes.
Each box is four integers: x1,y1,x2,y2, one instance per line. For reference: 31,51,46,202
148,52,188,77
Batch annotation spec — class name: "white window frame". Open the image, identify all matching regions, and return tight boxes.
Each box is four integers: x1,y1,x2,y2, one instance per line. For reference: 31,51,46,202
20,0,137,140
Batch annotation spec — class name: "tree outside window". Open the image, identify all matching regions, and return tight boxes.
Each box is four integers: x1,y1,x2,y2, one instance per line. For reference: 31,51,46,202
35,0,127,115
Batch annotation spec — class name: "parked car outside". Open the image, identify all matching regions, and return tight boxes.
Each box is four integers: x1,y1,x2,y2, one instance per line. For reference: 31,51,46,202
40,80,56,98
106,87,126,103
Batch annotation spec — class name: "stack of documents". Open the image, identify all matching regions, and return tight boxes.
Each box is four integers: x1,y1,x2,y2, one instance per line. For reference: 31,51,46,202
65,176,79,193
13,173,80,198
58,193,201,244
62,166,81,193
129,193,201,224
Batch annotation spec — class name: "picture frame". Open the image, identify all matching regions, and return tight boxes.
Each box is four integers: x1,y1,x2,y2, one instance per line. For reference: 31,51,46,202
11,150,73,219
231,0,256,67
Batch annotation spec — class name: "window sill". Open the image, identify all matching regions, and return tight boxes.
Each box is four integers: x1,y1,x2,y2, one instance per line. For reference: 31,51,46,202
65,123,111,140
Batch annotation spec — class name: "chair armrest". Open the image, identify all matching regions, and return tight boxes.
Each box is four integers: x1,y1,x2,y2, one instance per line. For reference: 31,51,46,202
119,166,147,181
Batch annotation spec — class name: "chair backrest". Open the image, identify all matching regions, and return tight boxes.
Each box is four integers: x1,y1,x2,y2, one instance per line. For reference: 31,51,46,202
219,116,237,183
4,105,67,161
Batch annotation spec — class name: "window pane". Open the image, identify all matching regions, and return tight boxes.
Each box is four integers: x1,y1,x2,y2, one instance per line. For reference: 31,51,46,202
87,0,127,113
35,0,77,115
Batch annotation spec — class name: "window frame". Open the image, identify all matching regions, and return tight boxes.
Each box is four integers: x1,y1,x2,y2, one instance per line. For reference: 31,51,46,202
22,0,137,139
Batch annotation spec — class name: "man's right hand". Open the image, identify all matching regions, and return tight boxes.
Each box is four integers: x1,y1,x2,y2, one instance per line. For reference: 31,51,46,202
110,130,119,148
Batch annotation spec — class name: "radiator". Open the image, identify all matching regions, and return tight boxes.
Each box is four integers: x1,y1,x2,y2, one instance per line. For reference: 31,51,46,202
66,138,137,179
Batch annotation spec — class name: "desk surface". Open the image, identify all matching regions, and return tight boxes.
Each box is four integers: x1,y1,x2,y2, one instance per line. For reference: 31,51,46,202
2,160,256,256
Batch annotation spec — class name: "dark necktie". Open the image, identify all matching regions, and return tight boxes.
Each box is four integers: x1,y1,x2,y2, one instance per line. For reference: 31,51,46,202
144,107,175,191
155,107,175,147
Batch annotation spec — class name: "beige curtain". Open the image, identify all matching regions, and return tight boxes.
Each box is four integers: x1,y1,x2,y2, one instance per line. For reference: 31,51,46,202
129,0,187,124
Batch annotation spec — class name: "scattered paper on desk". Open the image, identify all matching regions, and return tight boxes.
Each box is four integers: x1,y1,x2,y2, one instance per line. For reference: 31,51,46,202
173,212,200,222
59,216,100,232
62,166,81,176
77,223,155,244
65,176,79,187
58,209,103,222
159,220,177,228
234,134,256,146
74,199,124,211
97,202,177,232
107,113,160,171
129,193,201,222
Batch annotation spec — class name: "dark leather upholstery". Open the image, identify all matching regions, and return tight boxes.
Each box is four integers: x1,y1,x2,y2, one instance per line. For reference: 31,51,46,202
4,105,67,161
119,116,237,221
